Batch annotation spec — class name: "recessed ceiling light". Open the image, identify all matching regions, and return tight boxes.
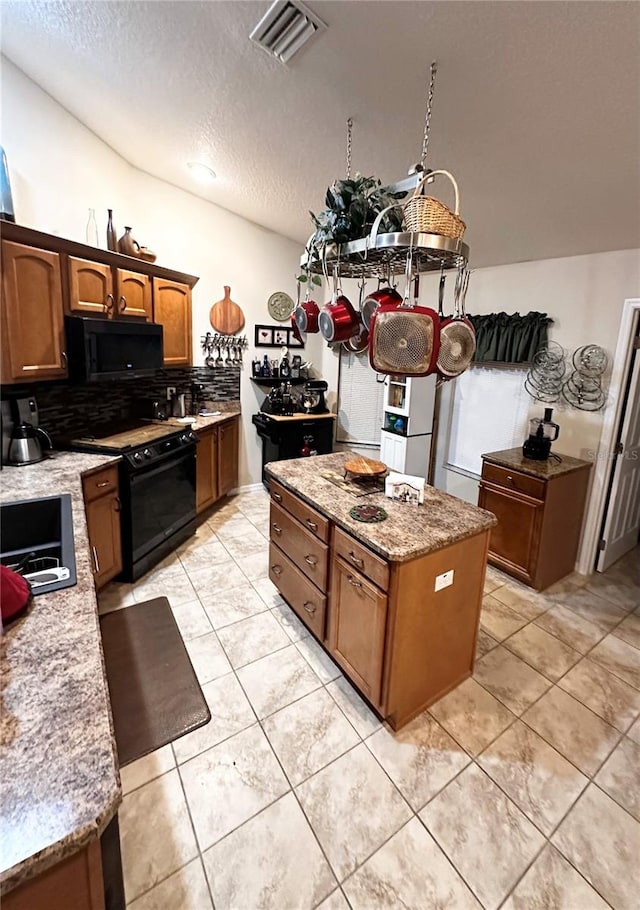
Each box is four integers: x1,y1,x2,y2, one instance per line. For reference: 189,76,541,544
187,162,216,182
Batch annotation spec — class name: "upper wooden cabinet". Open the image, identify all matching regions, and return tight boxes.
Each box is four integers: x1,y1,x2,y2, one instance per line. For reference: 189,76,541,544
152,278,192,367
68,257,114,316
1,241,68,383
115,269,152,320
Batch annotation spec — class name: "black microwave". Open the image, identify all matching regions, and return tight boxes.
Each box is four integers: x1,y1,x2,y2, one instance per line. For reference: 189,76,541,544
65,316,163,382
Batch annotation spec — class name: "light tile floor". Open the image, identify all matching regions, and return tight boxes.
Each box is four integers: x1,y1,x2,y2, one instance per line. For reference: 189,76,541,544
99,491,640,910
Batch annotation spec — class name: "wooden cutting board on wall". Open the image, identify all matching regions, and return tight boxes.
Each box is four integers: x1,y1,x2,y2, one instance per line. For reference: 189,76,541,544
209,286,245,334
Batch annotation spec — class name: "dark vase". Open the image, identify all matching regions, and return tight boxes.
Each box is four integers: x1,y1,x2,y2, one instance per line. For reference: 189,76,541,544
106,209,118,252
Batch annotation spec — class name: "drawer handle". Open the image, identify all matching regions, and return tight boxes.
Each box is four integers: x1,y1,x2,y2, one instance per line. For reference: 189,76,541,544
305,519,318,531
304,554,318,567
119,295,127,312
271,564,283,575
114,496,121,513
348,551,364,568
347,574,362,588
271,523,282,535
92,546,100,574
105,293,115,314
96,480,111,489
272,492,283,502
506,475,514,484
303,602,316,615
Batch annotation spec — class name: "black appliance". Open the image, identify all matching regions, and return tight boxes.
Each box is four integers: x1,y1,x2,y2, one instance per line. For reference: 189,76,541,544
252,413,334,487
65,316,163,381
302,380,328,414
261,383,297,416
523,408,561,460
68,422,198,580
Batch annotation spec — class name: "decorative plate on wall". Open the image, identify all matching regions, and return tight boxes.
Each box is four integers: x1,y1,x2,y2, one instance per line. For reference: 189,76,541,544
267,291,295,322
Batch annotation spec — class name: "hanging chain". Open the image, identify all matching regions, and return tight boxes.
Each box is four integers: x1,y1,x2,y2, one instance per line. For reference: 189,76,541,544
420,62,438,169
346,117,353,178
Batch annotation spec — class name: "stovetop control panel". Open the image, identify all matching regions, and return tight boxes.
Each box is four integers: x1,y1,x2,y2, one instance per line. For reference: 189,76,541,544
124,429,198,469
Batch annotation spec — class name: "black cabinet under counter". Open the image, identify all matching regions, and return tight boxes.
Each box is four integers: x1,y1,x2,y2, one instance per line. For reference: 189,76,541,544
252,413,335,487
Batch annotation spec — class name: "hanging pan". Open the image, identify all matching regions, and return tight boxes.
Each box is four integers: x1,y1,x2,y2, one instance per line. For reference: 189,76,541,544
369,247,440,376
436,266,476,378
319,264,359,343
343,275,370,353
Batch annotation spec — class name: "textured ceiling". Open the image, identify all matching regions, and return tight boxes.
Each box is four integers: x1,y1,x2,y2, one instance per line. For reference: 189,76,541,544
1,1,639,267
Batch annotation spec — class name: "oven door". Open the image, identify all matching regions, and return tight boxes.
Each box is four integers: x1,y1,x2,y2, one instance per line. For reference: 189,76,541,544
127,447,196,565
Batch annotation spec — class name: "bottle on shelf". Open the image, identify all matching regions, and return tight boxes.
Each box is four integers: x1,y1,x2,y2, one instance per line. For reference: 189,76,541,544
280,353,290,379
106,209,118,251
261,354,271,378
86,208,99,246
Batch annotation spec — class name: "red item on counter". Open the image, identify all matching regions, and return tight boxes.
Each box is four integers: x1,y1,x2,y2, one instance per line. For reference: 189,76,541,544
0,564,32,623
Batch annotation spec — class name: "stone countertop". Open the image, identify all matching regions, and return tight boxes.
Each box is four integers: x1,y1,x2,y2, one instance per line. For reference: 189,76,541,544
482,447,592,480
162,405,241,434
266,452,496,563
0,452,122,895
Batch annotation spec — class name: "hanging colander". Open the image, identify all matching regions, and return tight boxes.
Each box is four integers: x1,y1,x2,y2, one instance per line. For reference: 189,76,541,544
369,248,440,376
437,266,476,378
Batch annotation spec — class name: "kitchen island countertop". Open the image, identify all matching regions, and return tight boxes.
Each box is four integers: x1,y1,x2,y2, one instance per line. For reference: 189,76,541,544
482,447,592,480
0,452,122,895
266,452,496,563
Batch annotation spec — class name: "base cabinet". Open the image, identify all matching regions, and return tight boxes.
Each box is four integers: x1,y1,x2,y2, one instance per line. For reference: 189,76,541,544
328,557,387,706
268,478,489,729
195,417,239,513
479,458,591,590
3,839,105,910
83,467,122,590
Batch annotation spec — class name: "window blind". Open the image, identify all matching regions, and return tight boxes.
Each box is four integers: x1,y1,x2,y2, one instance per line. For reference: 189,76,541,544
337,350,385,446
446,364,530,476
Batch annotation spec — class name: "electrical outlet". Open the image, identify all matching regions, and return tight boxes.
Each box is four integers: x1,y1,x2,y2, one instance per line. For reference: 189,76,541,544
166,386,176,400
435,569,454,592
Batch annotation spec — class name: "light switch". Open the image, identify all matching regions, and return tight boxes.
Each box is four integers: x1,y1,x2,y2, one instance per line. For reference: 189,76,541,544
435,569,454,592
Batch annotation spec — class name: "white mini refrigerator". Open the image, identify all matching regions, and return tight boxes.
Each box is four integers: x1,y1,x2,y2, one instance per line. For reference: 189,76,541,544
379,374,436,480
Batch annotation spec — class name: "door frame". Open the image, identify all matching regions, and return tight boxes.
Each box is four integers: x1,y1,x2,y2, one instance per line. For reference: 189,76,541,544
577,298,640,574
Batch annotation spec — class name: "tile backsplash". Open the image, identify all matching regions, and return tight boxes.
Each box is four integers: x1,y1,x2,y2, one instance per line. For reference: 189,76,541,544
9,367,241,439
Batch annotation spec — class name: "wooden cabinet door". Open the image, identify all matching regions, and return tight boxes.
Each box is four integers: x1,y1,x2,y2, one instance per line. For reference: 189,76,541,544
218,417,239,496
196,428,218,512
328,556,388,706
1,241,68,382
115,269,152,320
478,482,543,582
68,257,114,316
86,492,122,589
152,278,192,366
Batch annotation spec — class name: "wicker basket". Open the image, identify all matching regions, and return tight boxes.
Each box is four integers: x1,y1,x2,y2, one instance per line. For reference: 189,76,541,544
403,170,466,240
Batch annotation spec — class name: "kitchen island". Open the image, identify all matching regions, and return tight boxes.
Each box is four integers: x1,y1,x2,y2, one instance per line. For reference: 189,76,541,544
0,452,122,904
266,452,497,730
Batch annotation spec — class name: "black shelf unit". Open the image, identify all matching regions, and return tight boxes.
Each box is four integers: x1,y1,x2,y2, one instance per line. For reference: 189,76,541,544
250,376,308,387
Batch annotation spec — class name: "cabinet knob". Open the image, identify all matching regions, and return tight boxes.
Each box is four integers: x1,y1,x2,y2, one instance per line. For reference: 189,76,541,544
304,554,318,567
105,293,115,314
272,492,282,502
303,602,316,615
61,351,68,364
305,519,318,531
347,574,362,588
271,564,283,575
348,551,364,568
119,295,127,312
114,496,121,512
271,523,282,535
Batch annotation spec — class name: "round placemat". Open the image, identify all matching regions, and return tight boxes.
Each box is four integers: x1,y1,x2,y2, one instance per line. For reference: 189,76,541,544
349,504,388,523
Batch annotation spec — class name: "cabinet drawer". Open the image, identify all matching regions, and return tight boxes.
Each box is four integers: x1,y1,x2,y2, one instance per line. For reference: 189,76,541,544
82,465,119,502
270,480,329,543
270,501,329,592
269,542,326,640
333,526,389,592
481,462,546,501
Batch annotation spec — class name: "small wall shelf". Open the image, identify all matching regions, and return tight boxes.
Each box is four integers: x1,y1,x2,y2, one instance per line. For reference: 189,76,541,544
250,376,308,387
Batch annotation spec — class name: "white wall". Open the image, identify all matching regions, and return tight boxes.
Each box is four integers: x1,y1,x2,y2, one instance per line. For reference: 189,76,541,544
0,57,325,486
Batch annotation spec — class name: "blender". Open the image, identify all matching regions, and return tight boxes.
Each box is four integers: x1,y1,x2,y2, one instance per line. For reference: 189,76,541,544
523,408,560,460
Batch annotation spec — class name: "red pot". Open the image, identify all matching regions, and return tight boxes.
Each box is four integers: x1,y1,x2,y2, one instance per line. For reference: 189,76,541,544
319,295,360,343
290,312,305,344
294,300,319,334
361,287,402,330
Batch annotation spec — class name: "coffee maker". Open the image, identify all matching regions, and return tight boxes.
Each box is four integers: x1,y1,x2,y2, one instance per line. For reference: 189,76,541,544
523,408,560,460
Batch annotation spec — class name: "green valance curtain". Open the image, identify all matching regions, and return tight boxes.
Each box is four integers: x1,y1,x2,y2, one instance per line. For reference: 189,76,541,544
468,312,553,363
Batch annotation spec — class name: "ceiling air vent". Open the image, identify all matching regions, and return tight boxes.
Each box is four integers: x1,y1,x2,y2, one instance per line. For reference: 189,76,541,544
250,0,326,64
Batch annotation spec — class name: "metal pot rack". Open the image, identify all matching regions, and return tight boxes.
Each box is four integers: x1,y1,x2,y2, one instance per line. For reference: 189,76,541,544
299,173,470,280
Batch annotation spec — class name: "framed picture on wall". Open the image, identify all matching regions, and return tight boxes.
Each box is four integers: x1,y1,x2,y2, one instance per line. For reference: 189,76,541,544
255,325,274,347
254,324,305,349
